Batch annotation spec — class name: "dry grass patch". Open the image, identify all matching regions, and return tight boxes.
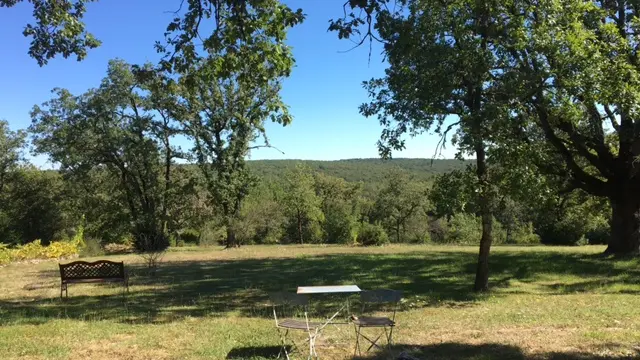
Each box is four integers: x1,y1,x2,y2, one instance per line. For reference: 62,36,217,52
0,245,639,359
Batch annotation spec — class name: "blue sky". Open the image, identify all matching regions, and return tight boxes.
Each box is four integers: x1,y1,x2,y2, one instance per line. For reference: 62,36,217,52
0,0,455,166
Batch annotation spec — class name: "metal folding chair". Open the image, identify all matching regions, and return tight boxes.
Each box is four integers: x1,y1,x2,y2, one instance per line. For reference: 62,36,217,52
352,289,402,356
269,292,323,360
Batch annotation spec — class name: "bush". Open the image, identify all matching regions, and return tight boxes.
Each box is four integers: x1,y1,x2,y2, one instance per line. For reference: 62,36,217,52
0,244,11,265
358,222,390,246
537,215,588,245
446,213,481,244
428,218,448,243
179,229,200,244
324,212,358,244
0,239,79,265
104,243,134,254
404,215,431,244
199,224,227,246
79,237,104,257
586,221,610,245
509,222,541,245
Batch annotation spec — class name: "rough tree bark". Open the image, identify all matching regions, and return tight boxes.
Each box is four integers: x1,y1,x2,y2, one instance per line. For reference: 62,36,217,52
473,139,493,292
607,187,640,255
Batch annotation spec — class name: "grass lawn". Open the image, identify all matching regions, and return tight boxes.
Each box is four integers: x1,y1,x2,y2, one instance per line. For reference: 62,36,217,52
1,245,639,360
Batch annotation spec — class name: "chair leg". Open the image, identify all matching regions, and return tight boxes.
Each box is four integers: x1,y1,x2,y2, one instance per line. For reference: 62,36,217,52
354,325,361,356
308,331,313,360
312,330,319,359
276,328,290,360
366,332,383,352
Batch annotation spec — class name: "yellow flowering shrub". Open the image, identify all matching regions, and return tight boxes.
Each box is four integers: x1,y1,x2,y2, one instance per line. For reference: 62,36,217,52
0,244,11,265
0,239,78,265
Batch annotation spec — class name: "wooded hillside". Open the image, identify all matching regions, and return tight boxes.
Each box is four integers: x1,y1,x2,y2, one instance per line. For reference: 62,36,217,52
248,158,472,184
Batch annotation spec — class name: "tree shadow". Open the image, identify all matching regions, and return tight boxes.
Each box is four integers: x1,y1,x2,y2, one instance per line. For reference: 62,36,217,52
1,249,638,326
352,342,640,360
226,345,288,359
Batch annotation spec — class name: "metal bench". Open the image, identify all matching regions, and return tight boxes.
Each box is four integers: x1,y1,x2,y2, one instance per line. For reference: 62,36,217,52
58,260,129,298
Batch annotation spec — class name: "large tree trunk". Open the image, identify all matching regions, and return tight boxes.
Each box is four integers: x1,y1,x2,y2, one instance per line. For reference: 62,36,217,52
226,224,238,248
606,193,640,255
473,141,493,292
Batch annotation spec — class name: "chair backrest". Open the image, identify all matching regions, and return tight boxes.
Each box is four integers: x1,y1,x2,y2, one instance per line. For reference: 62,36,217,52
268,292,309,306
268,292,309,325
360,289,402,304
360,289,402,322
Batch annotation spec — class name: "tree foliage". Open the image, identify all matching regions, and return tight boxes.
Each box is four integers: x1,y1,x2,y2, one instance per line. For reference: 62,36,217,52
0,120,26,194
282,164,324,244
0,0,101,65
30,60,182,251
372,170,428,243
170,0,301,248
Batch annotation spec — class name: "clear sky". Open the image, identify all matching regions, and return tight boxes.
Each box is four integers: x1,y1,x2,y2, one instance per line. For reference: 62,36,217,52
0,0,456,166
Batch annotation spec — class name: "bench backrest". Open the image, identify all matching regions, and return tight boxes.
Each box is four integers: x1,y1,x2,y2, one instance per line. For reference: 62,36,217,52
59,260,125,280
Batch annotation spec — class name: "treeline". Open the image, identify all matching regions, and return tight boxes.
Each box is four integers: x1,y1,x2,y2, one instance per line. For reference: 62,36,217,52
0,148,610,248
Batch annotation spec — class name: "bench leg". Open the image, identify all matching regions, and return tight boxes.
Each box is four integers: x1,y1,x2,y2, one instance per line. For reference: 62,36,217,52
60,283,68,299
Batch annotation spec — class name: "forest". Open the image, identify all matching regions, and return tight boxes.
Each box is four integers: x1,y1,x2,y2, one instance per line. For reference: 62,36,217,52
0,132,609,250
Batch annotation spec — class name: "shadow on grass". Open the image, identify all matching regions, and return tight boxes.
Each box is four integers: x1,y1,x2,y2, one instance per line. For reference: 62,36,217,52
352,342,640,360
1,250,639,326
226,345,290,359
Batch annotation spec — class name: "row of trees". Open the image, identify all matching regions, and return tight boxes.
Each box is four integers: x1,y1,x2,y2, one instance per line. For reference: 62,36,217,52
0,143,610,250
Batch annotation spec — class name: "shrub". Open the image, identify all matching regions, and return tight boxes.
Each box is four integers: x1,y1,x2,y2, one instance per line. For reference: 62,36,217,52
446,213,481,244
0,239,78,265
509,222,541,245
404,215,431,244
79,237,104,257
199,224,227,246
324,212,358,244
586,221,610,245
179,229,200,244
358,222,390,246
428,218,448,243
0,244,11,265
104,243,134,254
537,215,588,245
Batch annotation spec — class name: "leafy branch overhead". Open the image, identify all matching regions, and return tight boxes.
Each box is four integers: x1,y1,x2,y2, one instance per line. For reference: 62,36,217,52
2,0,304,68
0,0,101,66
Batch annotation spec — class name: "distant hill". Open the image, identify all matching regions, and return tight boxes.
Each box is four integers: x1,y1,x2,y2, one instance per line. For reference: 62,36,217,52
248,158,472,184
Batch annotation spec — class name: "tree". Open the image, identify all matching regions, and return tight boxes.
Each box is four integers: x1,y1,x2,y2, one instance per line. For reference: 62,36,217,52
0,120,26,194
314,172,362,244
235,181,286,244
30,60,181,251
0,168,72,245
430,169,476,221
331,0,511,290
497,0,640,255
282,164,324,244
372,170,427,243
171,0,300,247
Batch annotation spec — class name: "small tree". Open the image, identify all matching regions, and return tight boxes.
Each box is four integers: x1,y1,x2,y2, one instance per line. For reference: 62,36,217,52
372,170,428,243
0,120,25,195
282,164,324,244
